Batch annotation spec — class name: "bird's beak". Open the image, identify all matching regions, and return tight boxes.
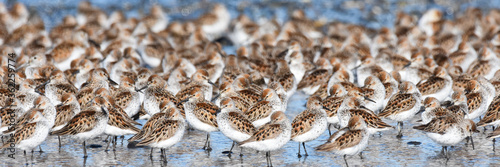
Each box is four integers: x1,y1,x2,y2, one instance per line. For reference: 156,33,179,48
208,80,216,86
135,85,148,92
417,106,426,114
364,96,376,103
108,78,118,85
359,105,370,110
71,69,80,75
353,64,362,69
180,98,190,103
323,106,332,111
211,93,220,103
403,62,411,68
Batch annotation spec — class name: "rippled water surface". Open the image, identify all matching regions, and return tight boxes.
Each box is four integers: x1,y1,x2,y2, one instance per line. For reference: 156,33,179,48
2,0,500,166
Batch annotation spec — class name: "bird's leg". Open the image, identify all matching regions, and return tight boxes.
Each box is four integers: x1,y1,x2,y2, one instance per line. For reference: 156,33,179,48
105,137,112,152
297,142,302,158
302,142,308,156
58,136,62,148
83,141,88,158
328,124,332,136
494,139,496,152
203,134,209,150
150,148,154,157
206,133,212,151
240,147,244,157
344,155,349,167
39,145,43,153
267,151,273,167
470,136,475,150
228,141,235,154
359,151,363,159
396,122,403,138
113,136,117,151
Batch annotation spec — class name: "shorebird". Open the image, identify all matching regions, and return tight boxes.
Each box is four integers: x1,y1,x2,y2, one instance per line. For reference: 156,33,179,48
445,91,469,118
183,89,219,151
17,79,40,112
379,81,423,138
414,114,478,158
464,80,489,120
338,97,393,135
194,4,230,40
216,98,255,156
360,76,386,113
52,93,81,147
216,81,251,113
291,96,328,157
270,60,297,99
417,67,453,102
316,115,370,167
420,97,452,124
376,71,399,107
245,88,283,128
177,69,215,102
240,111,291,167
297,58,332,95
323,84,348,135
44,70,78,105
0,110,52,155
113,77,141,117
142,75,176,116
129,100,176,143
51,97,109,158
135,103,186,160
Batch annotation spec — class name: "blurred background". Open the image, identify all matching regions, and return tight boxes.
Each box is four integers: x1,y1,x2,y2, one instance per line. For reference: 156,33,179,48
2,0,500,31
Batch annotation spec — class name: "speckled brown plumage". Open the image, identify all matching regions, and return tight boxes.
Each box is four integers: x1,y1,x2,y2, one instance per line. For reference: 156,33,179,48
237,89,260,105
136,119,181,146
477,99,500,127
291,111,316,138
467,61,491,78
349,109,392,129
228,112,255,135
315,129,363,151
383,83,395,99
77,87,94,106
413,115,458,135
466,93,482,114
297,69,330,89
240,124,282,144
244,101,272,122
194,102,219,127
53,105,76,128
129,113,166,142
51,110,104,135
323,96,344,118
379,94,417,117
417,77,446,95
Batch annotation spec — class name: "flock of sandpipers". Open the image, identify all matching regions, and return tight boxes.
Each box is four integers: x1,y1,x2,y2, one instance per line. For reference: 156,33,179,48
1,1,500,166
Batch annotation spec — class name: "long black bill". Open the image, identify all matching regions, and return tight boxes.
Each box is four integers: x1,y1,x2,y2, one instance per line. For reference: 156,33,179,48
208,80,216,86
403,62,411,68
364,97,376,103
135,85,148,93
108,78,118,85
211,94,221,103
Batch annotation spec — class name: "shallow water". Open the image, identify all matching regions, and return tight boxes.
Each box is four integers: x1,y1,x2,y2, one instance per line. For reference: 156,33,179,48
2,92,500,166
3,0,500,166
